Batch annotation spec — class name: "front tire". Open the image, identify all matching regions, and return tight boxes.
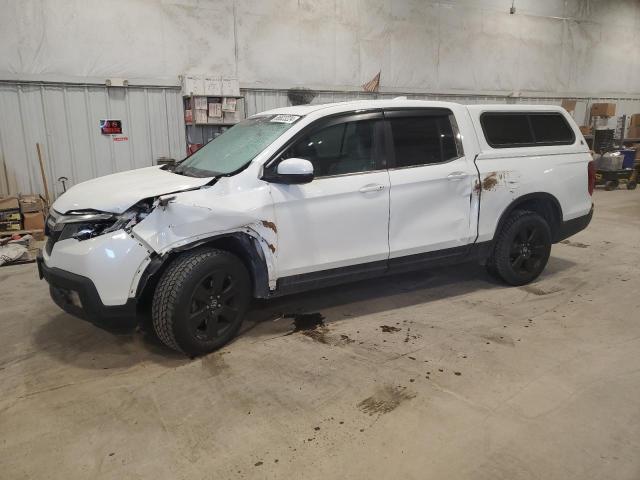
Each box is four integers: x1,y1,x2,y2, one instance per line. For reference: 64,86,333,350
491,210,552,286
152,248,251,356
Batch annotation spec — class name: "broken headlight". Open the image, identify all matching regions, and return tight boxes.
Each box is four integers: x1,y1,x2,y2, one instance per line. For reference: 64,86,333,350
55,201,154,241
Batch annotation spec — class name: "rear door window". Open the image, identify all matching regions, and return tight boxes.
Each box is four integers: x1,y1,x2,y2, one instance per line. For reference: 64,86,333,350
388,113,461,168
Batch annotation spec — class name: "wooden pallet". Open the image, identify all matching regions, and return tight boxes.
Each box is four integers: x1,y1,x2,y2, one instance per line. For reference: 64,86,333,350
0,229,44,238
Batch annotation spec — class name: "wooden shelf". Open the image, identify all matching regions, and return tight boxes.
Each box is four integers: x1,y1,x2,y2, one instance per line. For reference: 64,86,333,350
0,228,44,238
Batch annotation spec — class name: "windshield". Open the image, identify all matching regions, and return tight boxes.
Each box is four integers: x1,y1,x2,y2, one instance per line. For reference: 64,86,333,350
175,114,301,177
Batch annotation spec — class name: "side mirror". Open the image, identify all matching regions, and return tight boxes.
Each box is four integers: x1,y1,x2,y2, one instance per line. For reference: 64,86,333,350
269,158,314,184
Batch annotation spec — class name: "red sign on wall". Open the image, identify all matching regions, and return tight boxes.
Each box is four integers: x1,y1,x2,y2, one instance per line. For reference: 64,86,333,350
100,119,122,135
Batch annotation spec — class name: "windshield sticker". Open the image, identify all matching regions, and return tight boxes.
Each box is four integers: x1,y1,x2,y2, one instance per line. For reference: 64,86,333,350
271,114,300,124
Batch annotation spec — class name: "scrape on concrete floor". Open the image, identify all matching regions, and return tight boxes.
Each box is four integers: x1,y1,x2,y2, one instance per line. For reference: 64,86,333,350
1,189,639,479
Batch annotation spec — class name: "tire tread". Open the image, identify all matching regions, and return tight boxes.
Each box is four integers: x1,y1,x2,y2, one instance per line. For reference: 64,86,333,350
151,249,235,353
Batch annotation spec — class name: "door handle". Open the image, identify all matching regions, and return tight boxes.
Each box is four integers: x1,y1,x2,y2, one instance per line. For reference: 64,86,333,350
359,184,385,193
447,171,467,181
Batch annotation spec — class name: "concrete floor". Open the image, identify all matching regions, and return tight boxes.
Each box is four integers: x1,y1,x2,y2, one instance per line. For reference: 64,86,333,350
1,189,639,480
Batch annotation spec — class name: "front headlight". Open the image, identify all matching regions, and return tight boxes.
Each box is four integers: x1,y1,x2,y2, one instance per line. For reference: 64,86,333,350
55,200,154,241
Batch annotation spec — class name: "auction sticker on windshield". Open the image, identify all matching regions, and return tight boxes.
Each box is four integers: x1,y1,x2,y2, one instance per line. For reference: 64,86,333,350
271,115,300,124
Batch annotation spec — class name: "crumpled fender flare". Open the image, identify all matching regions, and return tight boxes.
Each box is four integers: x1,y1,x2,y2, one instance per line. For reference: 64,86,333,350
134,230,273,302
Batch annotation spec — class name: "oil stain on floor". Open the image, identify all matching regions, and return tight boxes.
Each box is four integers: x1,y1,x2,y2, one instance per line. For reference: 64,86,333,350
284,313,328,343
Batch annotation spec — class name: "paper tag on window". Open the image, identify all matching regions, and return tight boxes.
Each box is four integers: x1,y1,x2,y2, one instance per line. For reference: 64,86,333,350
271,114,300,124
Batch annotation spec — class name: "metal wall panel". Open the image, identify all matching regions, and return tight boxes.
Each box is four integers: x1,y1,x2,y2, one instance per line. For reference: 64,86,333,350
0,82,186,199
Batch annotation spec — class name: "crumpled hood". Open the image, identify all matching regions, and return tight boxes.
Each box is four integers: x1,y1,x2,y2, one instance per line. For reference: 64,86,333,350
52,166,214,214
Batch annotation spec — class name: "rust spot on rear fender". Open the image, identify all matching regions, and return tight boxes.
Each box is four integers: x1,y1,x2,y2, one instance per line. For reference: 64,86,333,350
267,243,276,253
261,220,277,233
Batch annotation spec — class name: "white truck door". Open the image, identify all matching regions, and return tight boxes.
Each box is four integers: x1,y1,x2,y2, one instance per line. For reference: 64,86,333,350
385,109,476,260
269,112,390,278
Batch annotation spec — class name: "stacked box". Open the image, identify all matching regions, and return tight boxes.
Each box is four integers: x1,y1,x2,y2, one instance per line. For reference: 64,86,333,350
627,114,640,139
591,103,616,117
0,196,21,232
19,194,45,213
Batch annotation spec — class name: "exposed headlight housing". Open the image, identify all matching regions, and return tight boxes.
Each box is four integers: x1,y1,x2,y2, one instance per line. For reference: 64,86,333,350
49,200,154,242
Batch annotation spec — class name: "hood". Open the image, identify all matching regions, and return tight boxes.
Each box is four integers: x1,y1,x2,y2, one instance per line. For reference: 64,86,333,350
52,166,214,214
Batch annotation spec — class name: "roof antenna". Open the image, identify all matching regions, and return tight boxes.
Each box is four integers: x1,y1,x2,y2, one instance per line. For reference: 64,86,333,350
510,0,516,14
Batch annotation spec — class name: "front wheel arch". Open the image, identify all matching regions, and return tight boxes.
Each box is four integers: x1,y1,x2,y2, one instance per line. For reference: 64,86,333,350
136,232,271,316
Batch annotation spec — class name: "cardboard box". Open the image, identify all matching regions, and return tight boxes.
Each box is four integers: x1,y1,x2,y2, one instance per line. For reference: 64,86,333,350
208,102,222,119
23,212,45,231
627,126,640,139
0,220,21,232
181,75,205,96
0,196,19,211
629,114,640,127
194,96,208,110
561,99,577,114
195,109,208,124
184,109,193,124
0,210,20,222
579,126,592,135
631,144,640,161
19,194,45,213
591,103,616,117
204,76,222,96
221,77,240,97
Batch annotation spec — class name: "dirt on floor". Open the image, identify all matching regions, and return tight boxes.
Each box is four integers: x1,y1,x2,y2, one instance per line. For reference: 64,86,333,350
1,188,640,479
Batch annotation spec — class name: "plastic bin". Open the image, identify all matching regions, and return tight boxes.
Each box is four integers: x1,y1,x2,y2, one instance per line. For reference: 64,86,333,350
620,149,636,169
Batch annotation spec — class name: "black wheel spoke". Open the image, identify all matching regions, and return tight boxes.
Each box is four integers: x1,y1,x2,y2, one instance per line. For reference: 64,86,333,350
206,315,220,337
527,228,539,243
210,271,226,293
512,254,525,269
189,308,208,329
193,284,212,304
220,287,236,303
532,244,547,255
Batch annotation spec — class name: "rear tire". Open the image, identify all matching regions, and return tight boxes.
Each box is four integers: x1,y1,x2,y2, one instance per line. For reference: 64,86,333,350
491,210,552,286
627,181,637,190
152,248,251,356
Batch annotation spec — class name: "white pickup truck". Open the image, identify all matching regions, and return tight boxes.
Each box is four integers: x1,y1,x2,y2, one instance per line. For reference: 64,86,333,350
38,100,594,355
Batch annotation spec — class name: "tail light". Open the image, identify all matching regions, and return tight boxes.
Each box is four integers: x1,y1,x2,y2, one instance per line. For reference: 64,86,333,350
587,160,596,196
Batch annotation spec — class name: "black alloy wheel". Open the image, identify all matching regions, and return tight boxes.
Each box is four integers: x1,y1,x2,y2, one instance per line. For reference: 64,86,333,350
491,210,552,286
188,270,240,342
508,224,547,277
152,248,251,356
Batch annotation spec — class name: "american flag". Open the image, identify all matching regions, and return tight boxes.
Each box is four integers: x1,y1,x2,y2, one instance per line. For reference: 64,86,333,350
362,71,381,93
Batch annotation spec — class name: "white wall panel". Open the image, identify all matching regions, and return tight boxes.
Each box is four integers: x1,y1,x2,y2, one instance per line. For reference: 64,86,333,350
0,83,185,198
1,0,639,97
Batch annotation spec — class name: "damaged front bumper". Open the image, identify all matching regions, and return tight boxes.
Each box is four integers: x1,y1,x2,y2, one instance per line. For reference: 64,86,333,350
37,252,138,329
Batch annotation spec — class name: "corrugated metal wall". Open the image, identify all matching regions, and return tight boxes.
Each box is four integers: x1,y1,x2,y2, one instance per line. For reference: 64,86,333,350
0,82,185,199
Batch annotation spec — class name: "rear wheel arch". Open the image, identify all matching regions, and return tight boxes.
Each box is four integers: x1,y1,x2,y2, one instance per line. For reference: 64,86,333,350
493,192,563,243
